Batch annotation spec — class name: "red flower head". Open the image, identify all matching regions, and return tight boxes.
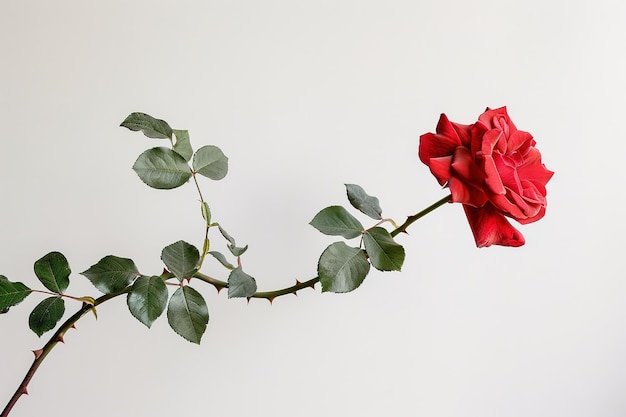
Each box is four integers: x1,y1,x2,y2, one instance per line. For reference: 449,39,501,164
418,107,554,247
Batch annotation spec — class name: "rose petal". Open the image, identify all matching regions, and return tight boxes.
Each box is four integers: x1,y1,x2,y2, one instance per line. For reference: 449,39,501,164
450,121,473,147
418,132,461,165
451,146,485,185
480,154,506,195
489,192,526,219
428,155,454,186
484,128,508,155
478,106,518,132
462,204,525,247
507,130,533,153
493,153,521,194
449,177,488,207
517,205,546,225
518,157,554,187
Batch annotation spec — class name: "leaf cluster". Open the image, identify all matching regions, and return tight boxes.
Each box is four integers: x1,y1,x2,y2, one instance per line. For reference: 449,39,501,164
310,184,405,293
121,112,229,189
0,113,258,345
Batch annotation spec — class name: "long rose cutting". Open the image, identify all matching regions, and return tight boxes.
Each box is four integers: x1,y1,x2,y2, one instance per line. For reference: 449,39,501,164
1,107,552,416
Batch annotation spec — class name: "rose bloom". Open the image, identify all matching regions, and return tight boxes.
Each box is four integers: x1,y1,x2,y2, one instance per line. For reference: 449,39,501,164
419,107,554,247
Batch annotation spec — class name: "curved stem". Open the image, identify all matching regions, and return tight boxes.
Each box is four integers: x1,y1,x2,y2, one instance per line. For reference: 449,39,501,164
1,289,130,417
193,271,319,301
194,193,452,299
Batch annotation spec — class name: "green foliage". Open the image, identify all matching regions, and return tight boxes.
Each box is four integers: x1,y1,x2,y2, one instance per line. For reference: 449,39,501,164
311,184,406,291
228,244,248,257
363,227,405,271
120,112,173,139
33,251,70,294
345,184,382,220
81,255,139,294
228,268,257,298
29,296,65,337
167,286,209,344
0,275,31,312
127,275,168,328
192,145,228,180
208,251,235,270
217,224,235,245
132,147,192,189
309,206,364,239
318,242,370,293
216,224,249,257
172,129,193,161
201,202,211,224
161,241,199,281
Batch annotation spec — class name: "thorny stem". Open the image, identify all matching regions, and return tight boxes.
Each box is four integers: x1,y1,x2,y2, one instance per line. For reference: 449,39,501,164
391,194,451,237
1,289,130,417
193,193,452,298
2,193,452,417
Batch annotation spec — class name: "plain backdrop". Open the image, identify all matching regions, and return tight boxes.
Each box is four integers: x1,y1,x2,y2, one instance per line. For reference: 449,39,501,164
1,1,625,416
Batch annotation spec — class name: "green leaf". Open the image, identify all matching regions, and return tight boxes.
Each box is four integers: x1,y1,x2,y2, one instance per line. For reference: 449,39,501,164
345,184,382,220
309,206,364,239
132,147,192,190
228,268,257,298
217,224,236,245
172,129,193,161
120,112,173,139
80,255,139,294
192,145,228,180
167,286,209,344
0,275,31,311
363,227,405,271
33,251,71,293
201,201,211,225
161,241,199,281
318,242,370,293
127,275,168,328
207,251,235,270
228,244,248,257
29,296,65,337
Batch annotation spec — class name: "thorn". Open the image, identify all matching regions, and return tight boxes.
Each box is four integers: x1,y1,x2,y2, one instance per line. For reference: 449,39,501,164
71,324,77,330
19,387,28,396
246,297,251,304
32,349,43,359
293,291,298,297
162,268,169,275
268,297,274,305
215,286,223,294
295,279,301,285
56,334,65,344
309,282,316,290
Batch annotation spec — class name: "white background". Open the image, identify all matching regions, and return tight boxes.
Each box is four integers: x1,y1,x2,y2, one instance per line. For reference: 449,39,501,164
1,1,625,416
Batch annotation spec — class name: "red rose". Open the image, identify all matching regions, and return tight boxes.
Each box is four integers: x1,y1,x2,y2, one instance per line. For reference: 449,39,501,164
418,107,554,247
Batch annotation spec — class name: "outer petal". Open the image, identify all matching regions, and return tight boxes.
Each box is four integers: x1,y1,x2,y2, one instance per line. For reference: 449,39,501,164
450,121,473,147
463,204,525,247
418,114,464,165
428,155,454,186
